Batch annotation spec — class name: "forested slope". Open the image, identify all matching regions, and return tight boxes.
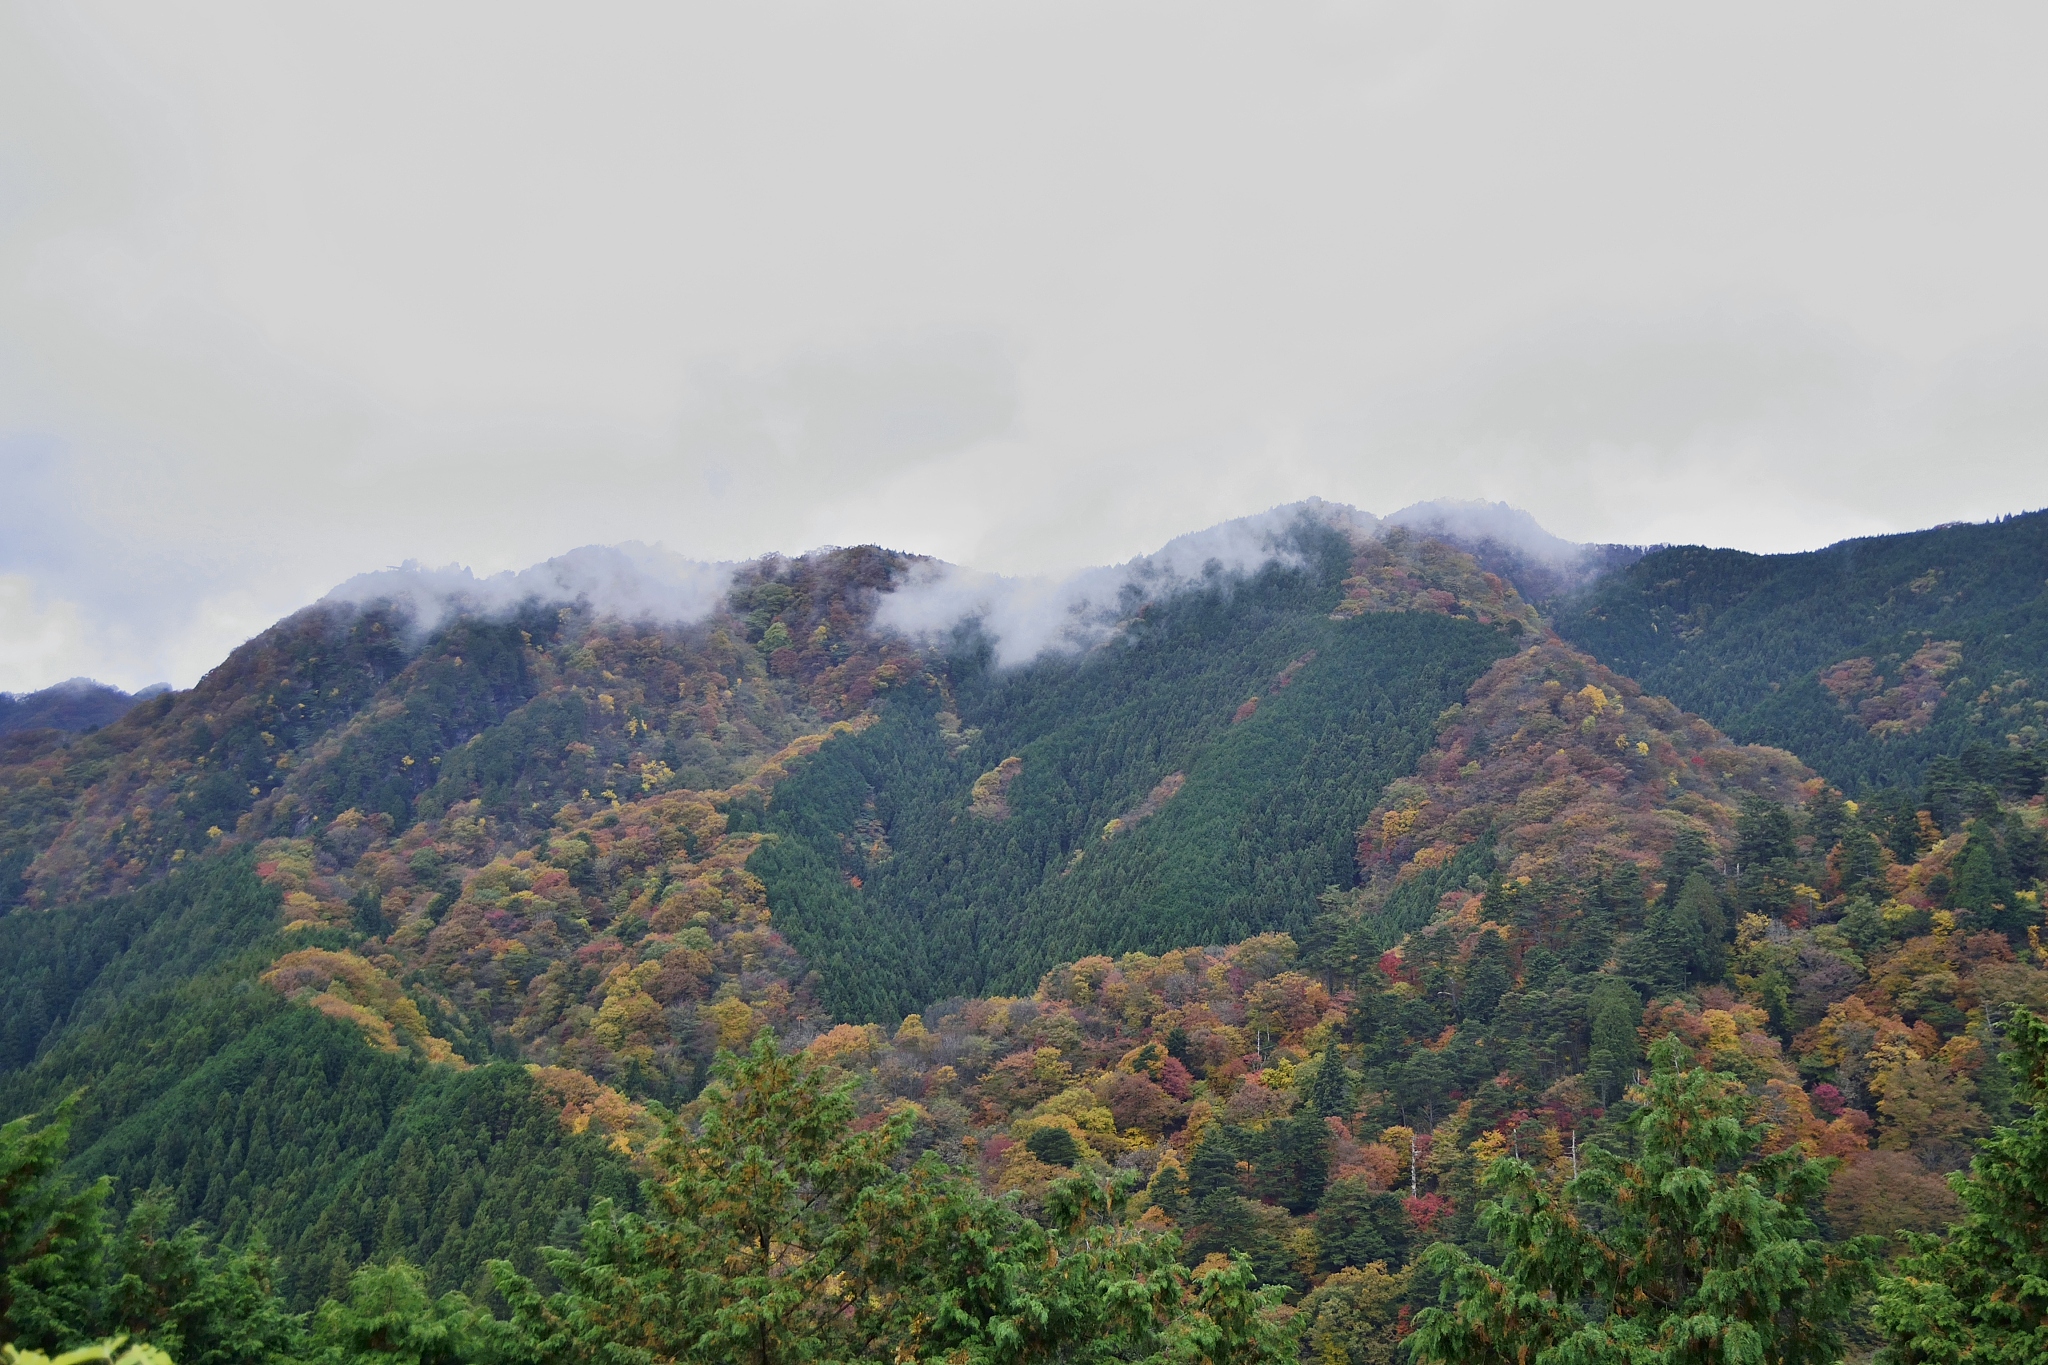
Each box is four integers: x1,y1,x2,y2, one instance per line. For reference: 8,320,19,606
1555,509,2048,790
3,501,2046,1360
0,544,926,1306
744,523,1541,1019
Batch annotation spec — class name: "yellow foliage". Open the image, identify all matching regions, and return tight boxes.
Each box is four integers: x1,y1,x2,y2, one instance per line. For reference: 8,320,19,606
527,1065,648,1153
807,1021,884,1064
262,949,467,1067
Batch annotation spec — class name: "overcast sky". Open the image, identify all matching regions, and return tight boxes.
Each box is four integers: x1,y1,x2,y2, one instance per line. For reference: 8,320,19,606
4,2,2046,692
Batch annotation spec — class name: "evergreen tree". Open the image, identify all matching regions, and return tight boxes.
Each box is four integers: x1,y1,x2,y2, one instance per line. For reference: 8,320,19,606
0,1105,108,1352
491,1035,1290,1363
1676,873,1729,983
1,1104,303,1364
1305,1049,1353,1120
309,1261,511,1365
1314,1179,1408,1273
1459,933,1512,1024
1874,1007,2048,1365
1586,977,1642,1107
1409,1033,1878,1365
1838,827,1889,903
105,1195,303,1365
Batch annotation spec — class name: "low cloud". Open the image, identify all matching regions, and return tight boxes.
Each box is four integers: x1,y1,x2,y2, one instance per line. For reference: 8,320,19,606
876,498,1382,666
325,543,734,637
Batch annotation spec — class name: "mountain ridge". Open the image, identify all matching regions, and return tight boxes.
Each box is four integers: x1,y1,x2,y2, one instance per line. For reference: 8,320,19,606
0,498,2044,1334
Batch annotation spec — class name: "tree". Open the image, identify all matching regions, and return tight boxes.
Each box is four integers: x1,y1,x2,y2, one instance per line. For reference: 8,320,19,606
1586,977,1641,1106
491,1034,1291,1364
105,1195,303,1365
0,1105,108,1352
1314,1179,1408,1274
0,1104,302,1365
1459,934,1512,1024
1874,1006,2048,1365
1293,1262,1410,1365
1025,1128,1082,1168
1305,1050,1353,1120
492,1033,945,1364
1408,1033,1878,1365
309,1261,510,1365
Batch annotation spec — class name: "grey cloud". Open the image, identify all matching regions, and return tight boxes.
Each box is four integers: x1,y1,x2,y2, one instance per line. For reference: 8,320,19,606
325,543,734,636
875,498,1378,666
3,6,2047,691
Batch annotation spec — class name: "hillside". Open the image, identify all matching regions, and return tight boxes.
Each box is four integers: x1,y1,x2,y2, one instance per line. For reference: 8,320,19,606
1,500,2044,1353
0,543,926,1304
1555,509,2048,791
747,522,1531,1019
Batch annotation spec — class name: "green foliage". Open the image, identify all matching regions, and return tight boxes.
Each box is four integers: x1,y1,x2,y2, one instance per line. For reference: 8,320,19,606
491,1035,1290,1364
1874,1006,2048,1365
0,856,280,1075
1586,976,1642,1106
1556,512,2048,791
0,1105,110,1351
1408,1033,1879,1365
1293,1261,1410,1365
1313,1180,1407,1275
0,1104,303,1364
1023,1127,1081,1168
0,849,637,1313
308,1261,515,1365
751,540,1515,1018
102,1196,303,1365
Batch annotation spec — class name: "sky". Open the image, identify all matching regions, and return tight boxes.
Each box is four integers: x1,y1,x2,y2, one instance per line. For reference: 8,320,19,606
3,2,2047,693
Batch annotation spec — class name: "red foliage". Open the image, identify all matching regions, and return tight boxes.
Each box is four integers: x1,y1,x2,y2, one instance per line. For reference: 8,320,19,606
1402,1192,1454,1232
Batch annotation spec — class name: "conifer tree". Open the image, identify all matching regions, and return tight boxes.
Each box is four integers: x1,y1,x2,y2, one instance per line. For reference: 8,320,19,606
1586,977,1641,1107
1874,1006,2048,1365
1408,1033,1877,1365
1305,1050,1353,1120
491,1034,1289,1364
309,1261,509,1365
0,1105,108,1351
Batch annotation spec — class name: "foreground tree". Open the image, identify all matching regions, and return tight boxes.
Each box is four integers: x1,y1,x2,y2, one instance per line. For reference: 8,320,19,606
1873,1006,2048,1365
0,1104,299,1365
1407,1033,1877,1365
492,1033,1288,1364
309,1261,517,1365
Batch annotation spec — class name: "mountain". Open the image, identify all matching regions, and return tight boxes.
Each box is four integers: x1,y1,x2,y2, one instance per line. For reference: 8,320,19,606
1,498,2044,1349
0,678,167,737
1554,509,2048,791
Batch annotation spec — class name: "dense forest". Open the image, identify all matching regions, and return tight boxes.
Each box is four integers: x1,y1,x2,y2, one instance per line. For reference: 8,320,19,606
1556,509,2048,791
2,501,2046,1362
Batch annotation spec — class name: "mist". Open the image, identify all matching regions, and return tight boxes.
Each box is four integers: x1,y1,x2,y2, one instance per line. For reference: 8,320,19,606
878,499,1379,666
324,544,734,637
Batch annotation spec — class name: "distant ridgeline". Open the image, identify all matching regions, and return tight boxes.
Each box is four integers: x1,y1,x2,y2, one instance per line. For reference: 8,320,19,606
1,501,2045,1329
0,677,165,737
1556,509,2048,792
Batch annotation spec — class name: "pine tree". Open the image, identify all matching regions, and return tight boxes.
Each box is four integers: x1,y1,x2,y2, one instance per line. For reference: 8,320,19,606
1408,1033,1878,1365
1586,977,1641,1107
1874,1006,2048,1365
